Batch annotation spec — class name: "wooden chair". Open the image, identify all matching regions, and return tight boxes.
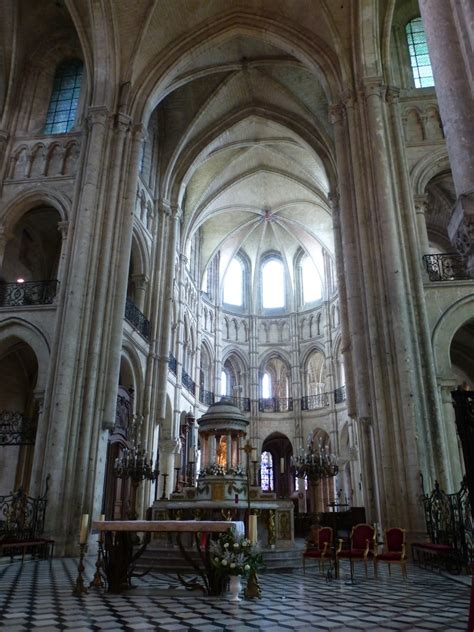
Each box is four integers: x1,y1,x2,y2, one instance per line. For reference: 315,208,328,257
302,526,332,574
375,527,407,579
336,523,376,579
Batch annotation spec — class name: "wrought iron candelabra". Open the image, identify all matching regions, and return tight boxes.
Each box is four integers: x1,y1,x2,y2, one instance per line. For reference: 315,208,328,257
114,445,158,519
290,437,338,482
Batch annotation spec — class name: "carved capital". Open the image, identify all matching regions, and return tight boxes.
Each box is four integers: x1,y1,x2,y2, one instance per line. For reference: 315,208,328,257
328,102,345,125
85,106,111,130
360,79,386,102
414,194,429,216
385,86,400,105
57,220,69,240
160,438,181,455
328,190,340,212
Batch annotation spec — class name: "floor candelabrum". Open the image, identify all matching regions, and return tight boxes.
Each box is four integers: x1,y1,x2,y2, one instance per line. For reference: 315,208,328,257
114,446,158,519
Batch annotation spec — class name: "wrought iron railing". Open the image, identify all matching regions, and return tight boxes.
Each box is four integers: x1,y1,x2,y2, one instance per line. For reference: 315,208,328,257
169,353,177,375
218,396,251,413
182,369,196,395
423,253,471,282
0,410,36,446
334,385,347,404
301,393,330,410
199,389,215,406
124,298,150,340
258,397,293,413
0,280,59,307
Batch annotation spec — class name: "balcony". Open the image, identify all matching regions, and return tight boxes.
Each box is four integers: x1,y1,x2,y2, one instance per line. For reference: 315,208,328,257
199,389,215,406
219,396,251,413
124,298,150,341
423,253,471,282
334,385,347,404
182,369,196,395
0,410,36,446
258,397,293,413
301,393,330,410
0,280,59,307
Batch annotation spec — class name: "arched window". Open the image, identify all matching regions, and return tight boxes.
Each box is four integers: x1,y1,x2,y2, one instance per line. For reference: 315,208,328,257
405,18,434,88
262,258,284,308
44,59,84,134
260,451,273,491
223,258,243,306
220,370,227,397
302,256,321,303
262,372,272,398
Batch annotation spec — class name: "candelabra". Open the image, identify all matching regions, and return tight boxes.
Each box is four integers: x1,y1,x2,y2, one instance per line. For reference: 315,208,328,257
114,444,158,519
290,436,338,482
72,543,88,595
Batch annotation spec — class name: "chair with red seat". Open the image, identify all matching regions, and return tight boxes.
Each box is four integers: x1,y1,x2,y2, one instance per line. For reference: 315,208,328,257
302,526,333,574
375,527,407,579
336,523,376,579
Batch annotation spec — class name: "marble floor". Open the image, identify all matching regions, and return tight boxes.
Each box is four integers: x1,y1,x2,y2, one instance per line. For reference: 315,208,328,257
0,556,470,631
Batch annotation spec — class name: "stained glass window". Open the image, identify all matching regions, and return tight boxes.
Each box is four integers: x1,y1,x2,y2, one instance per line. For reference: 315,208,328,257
262,258,284,308
262,372,271,398
223,258,243,306
44,59,83,134
302,256,321,303
405,18,434,88
261,451,273,491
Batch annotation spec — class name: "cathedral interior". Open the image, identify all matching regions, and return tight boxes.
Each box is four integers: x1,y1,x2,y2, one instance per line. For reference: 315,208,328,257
0,0,473,628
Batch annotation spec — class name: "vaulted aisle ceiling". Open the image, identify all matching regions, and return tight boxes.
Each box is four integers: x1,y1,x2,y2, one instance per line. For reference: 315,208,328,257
155,37,336,289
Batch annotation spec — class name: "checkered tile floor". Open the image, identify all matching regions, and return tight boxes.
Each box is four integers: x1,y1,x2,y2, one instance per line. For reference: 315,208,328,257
0,556,470,631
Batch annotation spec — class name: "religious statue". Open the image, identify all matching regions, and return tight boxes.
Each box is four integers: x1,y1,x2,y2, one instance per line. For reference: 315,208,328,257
216,436,227,467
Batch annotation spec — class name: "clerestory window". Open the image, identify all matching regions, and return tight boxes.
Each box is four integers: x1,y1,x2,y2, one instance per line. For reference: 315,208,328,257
44,59,84,134
262,258,285,309
223,258,243,306
405,18,434,88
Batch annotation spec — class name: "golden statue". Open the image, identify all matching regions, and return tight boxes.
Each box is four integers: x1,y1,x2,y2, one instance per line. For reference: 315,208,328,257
216,436,227,467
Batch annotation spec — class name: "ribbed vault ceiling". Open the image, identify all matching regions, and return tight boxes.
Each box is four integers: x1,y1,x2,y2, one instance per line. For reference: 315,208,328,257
156,37,335,292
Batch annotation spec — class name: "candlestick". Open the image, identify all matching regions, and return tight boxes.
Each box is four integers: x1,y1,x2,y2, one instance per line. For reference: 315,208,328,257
174,467,181,493
89,539,105,589
79,514,89,544
72,543,88,595
249,513,258,544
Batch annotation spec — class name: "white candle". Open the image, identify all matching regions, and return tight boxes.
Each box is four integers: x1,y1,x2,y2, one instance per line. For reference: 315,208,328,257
99,514,105,521
280,457,285,474
79,514,89,544
249,514,258,544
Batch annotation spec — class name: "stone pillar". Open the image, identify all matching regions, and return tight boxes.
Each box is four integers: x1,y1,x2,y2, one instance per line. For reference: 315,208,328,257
226,432,232,468
414,195,431,258
159,439,179,499
131,274,149,312
56,220,69,284
419,0,474,273
29,390,45,497
439,382,464,490
0,224,11,273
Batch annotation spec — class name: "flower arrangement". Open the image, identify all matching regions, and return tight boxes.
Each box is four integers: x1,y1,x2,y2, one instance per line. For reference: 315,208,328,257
199,463,246,477
210,530,261,577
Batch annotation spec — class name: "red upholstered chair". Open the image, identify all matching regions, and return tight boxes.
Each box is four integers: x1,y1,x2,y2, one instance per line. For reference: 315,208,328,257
336,523,376,579
375,528,407,579
303,526,333,574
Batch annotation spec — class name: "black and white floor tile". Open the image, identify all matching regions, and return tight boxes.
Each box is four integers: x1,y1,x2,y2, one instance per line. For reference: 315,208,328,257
0,557,470,631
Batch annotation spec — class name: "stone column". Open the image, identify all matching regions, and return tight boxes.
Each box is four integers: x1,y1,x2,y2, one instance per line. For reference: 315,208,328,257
131,274,149,312
0,224,11,273
226,432,232,468
414,195,431,258
55,220,69,284
419,0,474,273
29,390,45,497
159,439,180,499
439,382,464,490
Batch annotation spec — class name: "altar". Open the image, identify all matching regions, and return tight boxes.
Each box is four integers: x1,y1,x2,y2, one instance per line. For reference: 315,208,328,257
92,519,244,594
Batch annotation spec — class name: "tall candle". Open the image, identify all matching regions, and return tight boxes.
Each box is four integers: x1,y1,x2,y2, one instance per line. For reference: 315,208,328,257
99,514,105,521
249,514,258,544
79,514,89,544
280,457,285,474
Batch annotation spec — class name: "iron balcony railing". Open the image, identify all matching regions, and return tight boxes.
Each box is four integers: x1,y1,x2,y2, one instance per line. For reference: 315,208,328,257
168,353,177,376
334,385,347,404
258,397,293,413
423,253,471,282
199,389,215,406
218,396,251,413
182,369,196,395
301,393,330,410
0,280,59,307
124,298,150,341
0,410,36,446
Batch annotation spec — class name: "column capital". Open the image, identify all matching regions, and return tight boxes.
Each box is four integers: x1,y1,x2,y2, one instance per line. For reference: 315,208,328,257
85,106,111,130
160,438,181,455
328,102,345,125
57,220,69,239
328,190,340,212
360,78,386,102
385,86,400,105
414,194,429,214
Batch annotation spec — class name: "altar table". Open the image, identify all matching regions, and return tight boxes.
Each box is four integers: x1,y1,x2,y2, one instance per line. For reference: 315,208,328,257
92,520,244,594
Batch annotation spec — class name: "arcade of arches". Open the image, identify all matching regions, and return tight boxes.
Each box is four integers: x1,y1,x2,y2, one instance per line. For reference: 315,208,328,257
0,0,473,555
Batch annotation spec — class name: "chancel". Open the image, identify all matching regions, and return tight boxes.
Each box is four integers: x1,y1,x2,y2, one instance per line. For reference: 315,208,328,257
0,0,473,629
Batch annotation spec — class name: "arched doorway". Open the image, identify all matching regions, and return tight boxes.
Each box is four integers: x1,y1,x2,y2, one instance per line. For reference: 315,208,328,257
261,432,292,498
